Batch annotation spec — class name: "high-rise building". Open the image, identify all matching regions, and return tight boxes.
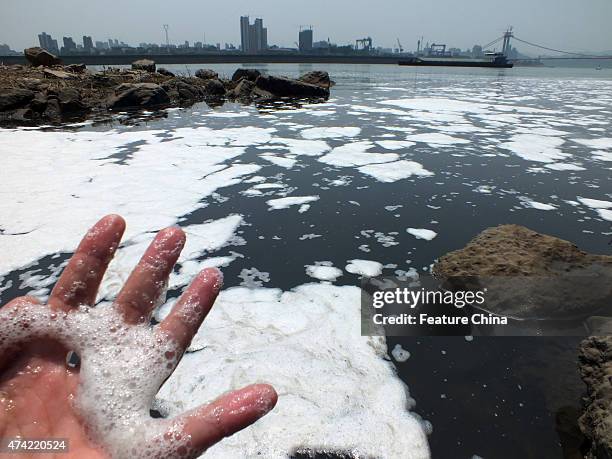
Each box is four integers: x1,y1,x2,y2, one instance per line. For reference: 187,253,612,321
240,16,250,52
62,36,77,53
83,36,93,52
240,16,267,53
299,27,313,52
38,32,59,54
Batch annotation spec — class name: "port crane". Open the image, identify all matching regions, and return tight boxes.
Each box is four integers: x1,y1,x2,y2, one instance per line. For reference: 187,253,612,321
396,38,403,53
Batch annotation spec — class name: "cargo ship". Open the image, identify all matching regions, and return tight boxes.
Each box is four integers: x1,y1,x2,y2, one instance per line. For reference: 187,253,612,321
399,52,513,68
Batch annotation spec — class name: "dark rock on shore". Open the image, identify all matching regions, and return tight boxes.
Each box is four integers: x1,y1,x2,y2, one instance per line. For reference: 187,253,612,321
131,59,156,73
433,225,612,319
0,60,334,126
255,74,329,99
232,68,261,82
24,47,62,67
299,70,334,89
195,69,218,80
579,336,612,459
0,88,35,111
107,83,170,110
157,68,175,77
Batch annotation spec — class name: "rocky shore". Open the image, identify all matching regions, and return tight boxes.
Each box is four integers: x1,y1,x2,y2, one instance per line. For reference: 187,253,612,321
434,225,612,458
0,47,333,127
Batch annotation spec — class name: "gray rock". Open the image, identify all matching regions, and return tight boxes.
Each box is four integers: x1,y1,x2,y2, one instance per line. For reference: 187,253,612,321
131,59,156,73
24,47,62,67
0,89,35,111
43,98,61,121
204,79,226,96
157,68,175,77
579,336,612,459
195,69,218,80
232,68,261,82
65,63,86,73
432,225,612,319
107,83,170,110
57,88,87,113
227,79,256,101
255,74,329,99
299,71,333,89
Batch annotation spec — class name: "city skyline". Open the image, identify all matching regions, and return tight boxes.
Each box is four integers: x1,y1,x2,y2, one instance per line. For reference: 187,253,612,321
2,0,612,54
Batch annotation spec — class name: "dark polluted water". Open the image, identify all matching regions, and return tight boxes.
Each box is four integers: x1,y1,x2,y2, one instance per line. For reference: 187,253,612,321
1,63,611,458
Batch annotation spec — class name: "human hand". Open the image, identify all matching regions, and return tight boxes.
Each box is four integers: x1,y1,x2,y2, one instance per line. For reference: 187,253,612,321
0,215,277,458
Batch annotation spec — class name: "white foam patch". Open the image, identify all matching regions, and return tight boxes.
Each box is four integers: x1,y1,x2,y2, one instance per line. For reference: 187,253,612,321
300,127,361,140
501,134,568,163
392,344,411,362
266,196,320,211
598,209,612,221
345,260,384,277
271,138,331,156
157,284,429,458
381,97,490,115
0,128,269,275
578,197,612,209
260,155,297,169
375,140,417,150
319,141,399,167
305,263,343,281
593,151,612,162
407,228,438,241
358,160,434,183
545,163,585,171
406,133,469,146
521,199,557,211
574,138,612,150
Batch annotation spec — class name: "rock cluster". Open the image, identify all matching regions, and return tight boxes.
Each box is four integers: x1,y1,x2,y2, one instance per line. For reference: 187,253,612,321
579,336,612,459
0,49,332,126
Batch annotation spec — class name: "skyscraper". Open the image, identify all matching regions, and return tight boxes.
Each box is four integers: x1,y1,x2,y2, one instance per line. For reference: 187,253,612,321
83,36,94,52
240,16,268,53
299,27,313,52
38,32,59,54
62,37,77,53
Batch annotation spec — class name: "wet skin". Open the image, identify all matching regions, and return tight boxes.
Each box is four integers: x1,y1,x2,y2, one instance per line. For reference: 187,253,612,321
0,215,278,458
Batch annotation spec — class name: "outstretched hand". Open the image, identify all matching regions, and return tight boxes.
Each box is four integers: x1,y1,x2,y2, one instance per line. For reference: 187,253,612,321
0,215,277,458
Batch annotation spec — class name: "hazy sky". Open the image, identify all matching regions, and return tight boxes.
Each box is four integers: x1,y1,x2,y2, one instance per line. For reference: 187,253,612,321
2,0,612,53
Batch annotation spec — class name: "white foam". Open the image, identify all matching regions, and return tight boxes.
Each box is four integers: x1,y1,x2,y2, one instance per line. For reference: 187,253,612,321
0,128,269,276
319,141,399,167
577,198,612,209
266,196,320,211
521,199,557,211
271,138,331,156
392,344,411,362
545,163,585,171
300,127,361,140
345,260,384,277
598,209,612,221
406,133,469,146
375,140,417,150
407,228,438,241
305,263,343,281
260,155,297,169
501,134,568,163
157,284,430,458
574,138,612,150
358,160,434,183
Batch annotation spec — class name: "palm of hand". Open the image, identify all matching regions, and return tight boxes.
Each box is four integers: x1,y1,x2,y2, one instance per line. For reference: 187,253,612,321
0,216,277,458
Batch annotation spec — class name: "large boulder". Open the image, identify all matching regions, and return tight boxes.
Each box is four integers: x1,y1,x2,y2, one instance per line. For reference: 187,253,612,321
255,74,329,99
131,59,156,73
24,47,62,67
57,88,87,114
204,79,226,96
157,68,175,77
195,69,218,80
579,336,612,459
65,63,86,74
227,79,256,102
432,225,612,319
0,89,35,111
232,68,261,82
107,83,170,110
299,71,333,89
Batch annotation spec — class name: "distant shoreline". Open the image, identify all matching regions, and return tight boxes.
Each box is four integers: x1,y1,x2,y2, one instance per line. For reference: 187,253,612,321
1,53,400,66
